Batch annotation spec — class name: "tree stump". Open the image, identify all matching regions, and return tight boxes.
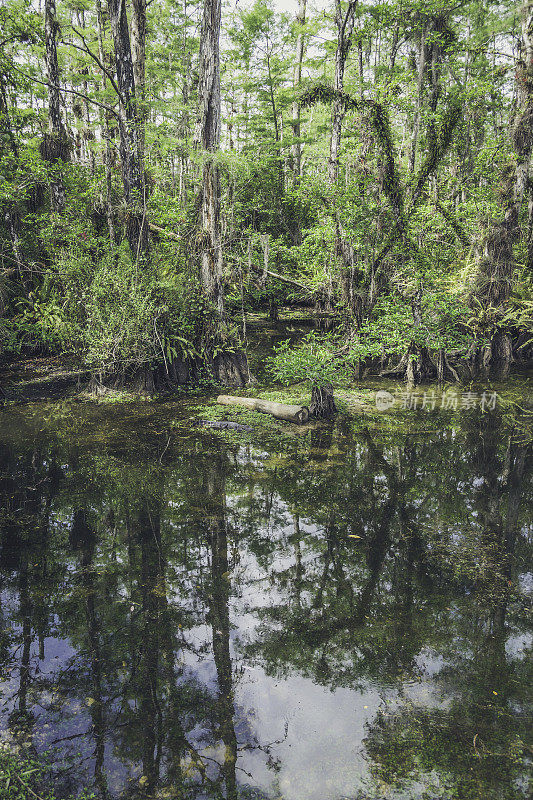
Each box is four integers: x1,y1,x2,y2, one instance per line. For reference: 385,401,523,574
309,384,337,418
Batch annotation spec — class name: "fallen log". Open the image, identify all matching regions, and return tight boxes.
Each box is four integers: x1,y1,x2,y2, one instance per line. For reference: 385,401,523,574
217,395,310,424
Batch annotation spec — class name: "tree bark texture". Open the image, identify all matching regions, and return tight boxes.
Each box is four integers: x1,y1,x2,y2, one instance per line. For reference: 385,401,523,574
329,0,358,185
408,23,427,175
96,0,116,243
44,0,68,212
0,74,18,160
131,0,147,165
291,0,307,183
198,0,224,314
108,0,149,259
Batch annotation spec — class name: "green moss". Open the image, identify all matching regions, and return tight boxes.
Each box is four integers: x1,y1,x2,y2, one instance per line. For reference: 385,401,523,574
76,388,153,404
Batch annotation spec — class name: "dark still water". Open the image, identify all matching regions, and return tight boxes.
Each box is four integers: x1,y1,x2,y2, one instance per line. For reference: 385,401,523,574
0,397,531,800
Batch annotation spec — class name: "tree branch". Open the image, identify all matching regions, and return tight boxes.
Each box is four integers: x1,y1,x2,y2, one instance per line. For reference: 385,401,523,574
10,63,121,121
66,26,123,102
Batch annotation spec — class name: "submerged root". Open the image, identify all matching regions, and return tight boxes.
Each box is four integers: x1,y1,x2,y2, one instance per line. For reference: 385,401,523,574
468,332,515,380
309,384,337,418
380,346,442,386
437,348,460,384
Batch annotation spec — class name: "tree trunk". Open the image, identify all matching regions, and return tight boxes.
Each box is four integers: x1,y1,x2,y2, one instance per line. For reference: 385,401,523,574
329,0,358,310
108,0,149,259
528,178,533,271
328,0,358,185
177,0,193,203
489,331,514,380
437,347,460,383
408,23,427,175
131,0,147,168
0,74,18,160
291,0,306,183
264,40,285,198
44,0,68,213
309,384,337,418
198,0,224,314
0,38,22,265
96,0,116,243
4,209,26,289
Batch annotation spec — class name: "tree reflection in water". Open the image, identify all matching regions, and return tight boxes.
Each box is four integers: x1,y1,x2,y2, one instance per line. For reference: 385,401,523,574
0,403,530,799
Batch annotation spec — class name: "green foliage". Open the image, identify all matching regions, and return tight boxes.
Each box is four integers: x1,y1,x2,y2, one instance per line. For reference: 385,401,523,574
269,330,352,388
0,747,96,800
301,84,405,220
410,95,462,201
0,0,529,384
269,283,471,389
500,272,533,332
83,253,162,374
1,232,206,376
357,290,471,356
82,249,209,376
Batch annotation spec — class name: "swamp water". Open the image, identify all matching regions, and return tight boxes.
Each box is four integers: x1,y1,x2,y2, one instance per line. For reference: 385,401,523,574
0,384,531,800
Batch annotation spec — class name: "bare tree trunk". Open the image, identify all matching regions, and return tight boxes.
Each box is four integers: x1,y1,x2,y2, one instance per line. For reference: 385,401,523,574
75,10,96,173
198,0,224,314
44,0,68,212
177,1,194,204
5,209,25,282
131,0,147,168
291,0,306,183
108,0,149,259
329,0,358,185
328,0,358,304
264,37,285,194
0,76,27,287
528,180,533,271
0,74,18,160
357,38,364,100
427,18,444,160
96,0,116,243
408,23,427,175
217,395,310,423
